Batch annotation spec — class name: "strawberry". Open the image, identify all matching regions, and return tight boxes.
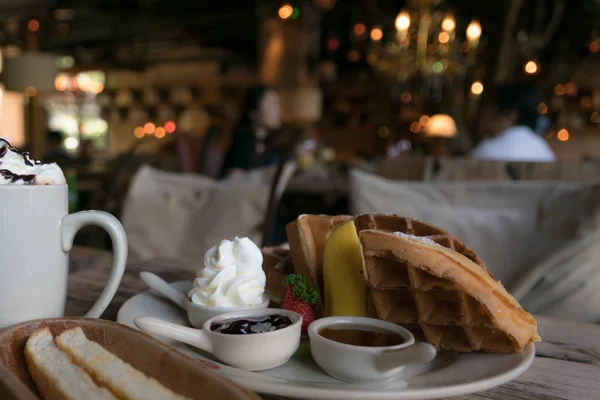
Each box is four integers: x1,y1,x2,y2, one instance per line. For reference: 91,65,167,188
281,274,320,333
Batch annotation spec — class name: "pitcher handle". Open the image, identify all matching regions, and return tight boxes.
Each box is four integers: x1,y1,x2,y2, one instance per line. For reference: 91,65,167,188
62,211,127,318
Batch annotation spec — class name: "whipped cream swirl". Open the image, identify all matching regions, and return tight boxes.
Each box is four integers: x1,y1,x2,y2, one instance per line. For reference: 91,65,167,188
189,237,267,308
0,138,66,185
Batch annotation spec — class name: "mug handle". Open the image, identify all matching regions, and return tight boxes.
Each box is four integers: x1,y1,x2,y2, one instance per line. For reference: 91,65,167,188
61,211,128,318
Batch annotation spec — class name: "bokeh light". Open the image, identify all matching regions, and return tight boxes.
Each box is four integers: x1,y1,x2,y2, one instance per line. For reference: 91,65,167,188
278,5,293,20
164,121,176,133
557,129,570,142
144,122,156,134
370,27,383,41
471,81,484,95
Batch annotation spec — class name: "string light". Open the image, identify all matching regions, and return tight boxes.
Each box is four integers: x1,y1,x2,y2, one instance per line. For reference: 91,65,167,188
419,115,430,126
537,103,548,114
554,84,565,96
24,87,37,97
400,92,412,103
395,11,410,32
564,82,577,96
370,26,383,41
155,127,166,139
581,96,593,110
348,50,359,62
290,6,300,19
143,122,155,134
441,15,456,32
76,74,91,91
409,122,422,133
89,82,104,94
466,20,482,42
590,41,599,53
326,37,340,51
133,127,145,138
353,23,366,36
471,81,484,95
164,121,176,133
64,137,79,150
591,112,600,123
377,126,389,138
524,61,538,75
278,4,293,20
55,75,69,91
27,19,39,32
557,129,569,142
438,32,450,44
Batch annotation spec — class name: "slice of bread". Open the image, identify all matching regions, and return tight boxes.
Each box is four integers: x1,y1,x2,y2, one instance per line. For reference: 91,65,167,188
286,214,353,294
55,327,189,400
25,327,117,400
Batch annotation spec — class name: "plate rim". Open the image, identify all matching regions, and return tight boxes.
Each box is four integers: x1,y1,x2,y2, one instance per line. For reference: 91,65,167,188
117,280,536,400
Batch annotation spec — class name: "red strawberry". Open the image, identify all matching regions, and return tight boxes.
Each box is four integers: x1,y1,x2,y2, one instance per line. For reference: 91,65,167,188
281,274,320,333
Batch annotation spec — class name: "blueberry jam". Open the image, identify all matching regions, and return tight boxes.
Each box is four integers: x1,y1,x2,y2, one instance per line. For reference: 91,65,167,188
211,314,293,335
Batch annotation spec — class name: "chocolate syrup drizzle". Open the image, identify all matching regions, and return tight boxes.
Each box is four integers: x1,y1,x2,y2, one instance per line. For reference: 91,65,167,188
0,138,40,184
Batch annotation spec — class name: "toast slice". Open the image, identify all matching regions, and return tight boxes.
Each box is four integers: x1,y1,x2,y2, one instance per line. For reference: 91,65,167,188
55,327,189,400
286,214,353,295
25,328,117,400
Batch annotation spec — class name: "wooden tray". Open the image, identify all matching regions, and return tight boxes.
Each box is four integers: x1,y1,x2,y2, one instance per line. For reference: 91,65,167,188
0,318,260,400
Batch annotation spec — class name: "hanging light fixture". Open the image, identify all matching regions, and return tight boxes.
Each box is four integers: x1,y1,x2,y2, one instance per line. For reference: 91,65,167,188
366,4,483,84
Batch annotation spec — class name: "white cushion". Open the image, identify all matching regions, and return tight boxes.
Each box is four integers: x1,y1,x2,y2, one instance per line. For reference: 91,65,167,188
121,165,274,262
349,168,586,286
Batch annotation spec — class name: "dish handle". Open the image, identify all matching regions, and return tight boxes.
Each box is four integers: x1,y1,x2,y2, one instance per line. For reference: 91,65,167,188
375,342,437,373
134,317,213,353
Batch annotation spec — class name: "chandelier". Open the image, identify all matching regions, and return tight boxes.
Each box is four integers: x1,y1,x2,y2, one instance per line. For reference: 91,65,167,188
365,0,482,84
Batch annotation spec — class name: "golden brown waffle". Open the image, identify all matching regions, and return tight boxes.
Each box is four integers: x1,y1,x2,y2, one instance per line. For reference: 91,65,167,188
354,213,493,277
359,227,540,353
261,247,294,301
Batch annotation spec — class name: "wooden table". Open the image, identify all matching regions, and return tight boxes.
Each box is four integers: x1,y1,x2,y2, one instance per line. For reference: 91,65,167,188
68,247,600,400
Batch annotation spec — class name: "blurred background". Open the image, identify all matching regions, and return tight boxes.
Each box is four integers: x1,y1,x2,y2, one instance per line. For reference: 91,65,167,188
1,0,600,247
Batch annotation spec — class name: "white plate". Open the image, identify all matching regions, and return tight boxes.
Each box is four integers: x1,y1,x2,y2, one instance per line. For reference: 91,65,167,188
117,281,535,400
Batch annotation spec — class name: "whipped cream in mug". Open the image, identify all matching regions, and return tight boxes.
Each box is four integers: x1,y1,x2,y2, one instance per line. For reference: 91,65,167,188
189,237,267,308
0,138,65,185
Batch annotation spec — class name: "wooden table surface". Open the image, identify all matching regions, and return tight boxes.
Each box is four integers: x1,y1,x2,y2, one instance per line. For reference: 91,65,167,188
68,247,600,400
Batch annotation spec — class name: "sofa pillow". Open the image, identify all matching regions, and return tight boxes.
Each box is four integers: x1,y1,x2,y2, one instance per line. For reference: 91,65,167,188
349,168,586,286
122,165,274,262
514,184,600,322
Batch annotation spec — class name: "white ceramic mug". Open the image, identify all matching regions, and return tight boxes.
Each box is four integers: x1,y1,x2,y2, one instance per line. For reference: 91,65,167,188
0,185,127,328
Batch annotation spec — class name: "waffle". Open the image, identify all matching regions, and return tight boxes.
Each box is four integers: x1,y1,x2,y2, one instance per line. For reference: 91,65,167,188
359,226,540,353
354,213,493,278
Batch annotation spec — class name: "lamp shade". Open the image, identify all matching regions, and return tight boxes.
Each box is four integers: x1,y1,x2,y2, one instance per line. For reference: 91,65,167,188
1,52,58,92
177,105,210,136
424,114,457,138
280,87,323,124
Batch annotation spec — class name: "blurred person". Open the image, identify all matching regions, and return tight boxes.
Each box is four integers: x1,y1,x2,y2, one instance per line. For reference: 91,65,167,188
220,85,282,177
44,130,67,158
43,130,70,165
471,83,555,162
79,139,95,162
